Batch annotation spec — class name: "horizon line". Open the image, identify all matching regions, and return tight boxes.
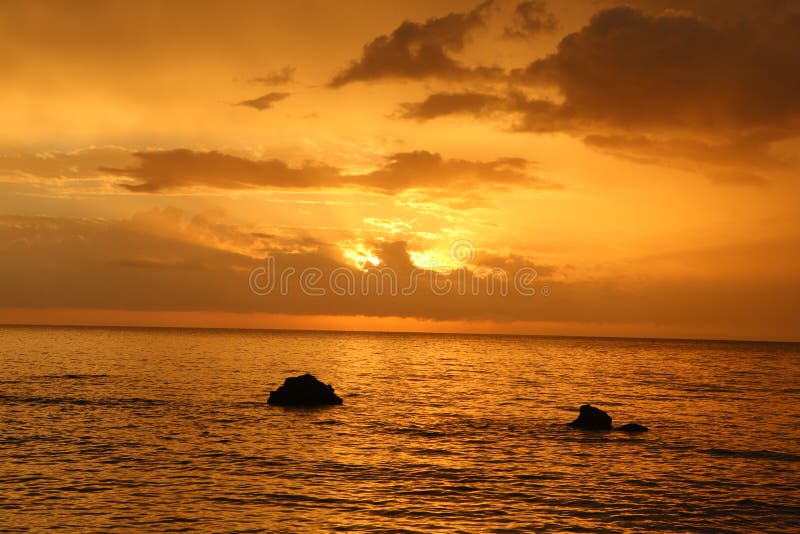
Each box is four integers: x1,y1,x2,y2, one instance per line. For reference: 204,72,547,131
2,321,798,345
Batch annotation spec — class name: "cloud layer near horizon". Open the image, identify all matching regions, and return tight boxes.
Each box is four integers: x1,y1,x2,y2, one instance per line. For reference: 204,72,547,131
1,211,797,338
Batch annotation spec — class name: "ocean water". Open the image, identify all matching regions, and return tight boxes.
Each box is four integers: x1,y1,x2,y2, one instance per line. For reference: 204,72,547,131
1,326,799,532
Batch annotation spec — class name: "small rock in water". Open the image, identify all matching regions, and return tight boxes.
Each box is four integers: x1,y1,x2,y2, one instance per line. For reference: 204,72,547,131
616,422,649,432
267,373,343,406
567,404,613,430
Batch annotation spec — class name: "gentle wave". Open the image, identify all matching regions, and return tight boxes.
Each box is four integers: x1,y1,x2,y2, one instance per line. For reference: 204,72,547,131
703,448,800,462
41,373,111,380
0,394,167,408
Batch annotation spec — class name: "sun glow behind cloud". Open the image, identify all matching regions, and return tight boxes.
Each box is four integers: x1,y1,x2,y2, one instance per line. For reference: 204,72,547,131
339,240,382,269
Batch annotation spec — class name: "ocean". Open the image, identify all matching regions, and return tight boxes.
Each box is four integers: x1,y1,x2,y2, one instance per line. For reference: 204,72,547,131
1,326,798,532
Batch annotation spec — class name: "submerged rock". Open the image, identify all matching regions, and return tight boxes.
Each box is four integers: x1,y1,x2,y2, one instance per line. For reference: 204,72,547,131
616,422,649,432
267,373,343,406
567,404,613,430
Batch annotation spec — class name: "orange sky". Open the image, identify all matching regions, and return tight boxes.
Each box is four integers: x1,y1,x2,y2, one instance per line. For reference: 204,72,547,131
1,0,798,341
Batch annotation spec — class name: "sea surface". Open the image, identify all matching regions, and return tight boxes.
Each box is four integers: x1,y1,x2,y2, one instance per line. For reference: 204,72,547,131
1,326,799,532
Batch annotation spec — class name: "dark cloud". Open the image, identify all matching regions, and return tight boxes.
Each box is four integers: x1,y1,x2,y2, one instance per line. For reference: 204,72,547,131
102,149,338,192
399,5,800,183
407,6,800,134
102,148,555,195
398,92,506,120
359,150,551,192
632,0,795,24
399,90,563,130
503,1,558,39
236,91,290,110
248,66,295,86
329,0,501,87
582,134,777,186
515,7,800,134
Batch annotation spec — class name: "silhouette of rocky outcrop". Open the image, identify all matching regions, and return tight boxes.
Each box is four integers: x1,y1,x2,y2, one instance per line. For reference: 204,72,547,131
568,404,613,429
567,404,650,432
267,373,343,406
616,422,649,432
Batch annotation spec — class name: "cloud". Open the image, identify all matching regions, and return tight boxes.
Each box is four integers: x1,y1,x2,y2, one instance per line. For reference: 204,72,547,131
102,148,556,195
358,150,554,192
631,0,795,24
0,147,558,205
582,134,776,186
248,66,295,85
398,90,563,130
503,1,558,39
236,91,290,110
101,149,337,192
405,6,800,135
398,5,800,183
398,91,507,121
329,0,501,87
514,7,800,135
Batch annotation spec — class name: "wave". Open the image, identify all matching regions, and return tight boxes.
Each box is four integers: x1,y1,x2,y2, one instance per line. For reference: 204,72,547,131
0,394,167,408
680,382,738,393
387,426,448,438
41,374,110,380
0,373,111,385
210,493,353,506
703,448,800,462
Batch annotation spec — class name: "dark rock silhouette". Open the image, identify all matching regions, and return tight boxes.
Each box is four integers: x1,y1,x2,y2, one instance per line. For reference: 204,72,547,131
567,404,650,432
267,373,343,406
616,422,649,432
568,404,613,429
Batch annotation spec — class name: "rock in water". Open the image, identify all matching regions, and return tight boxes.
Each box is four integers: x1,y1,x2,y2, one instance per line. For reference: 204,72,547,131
267,373,343,406
568,404,613,430
616,422,649,432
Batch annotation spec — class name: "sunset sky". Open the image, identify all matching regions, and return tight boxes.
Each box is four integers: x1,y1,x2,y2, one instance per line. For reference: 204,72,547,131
1,0,798,341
